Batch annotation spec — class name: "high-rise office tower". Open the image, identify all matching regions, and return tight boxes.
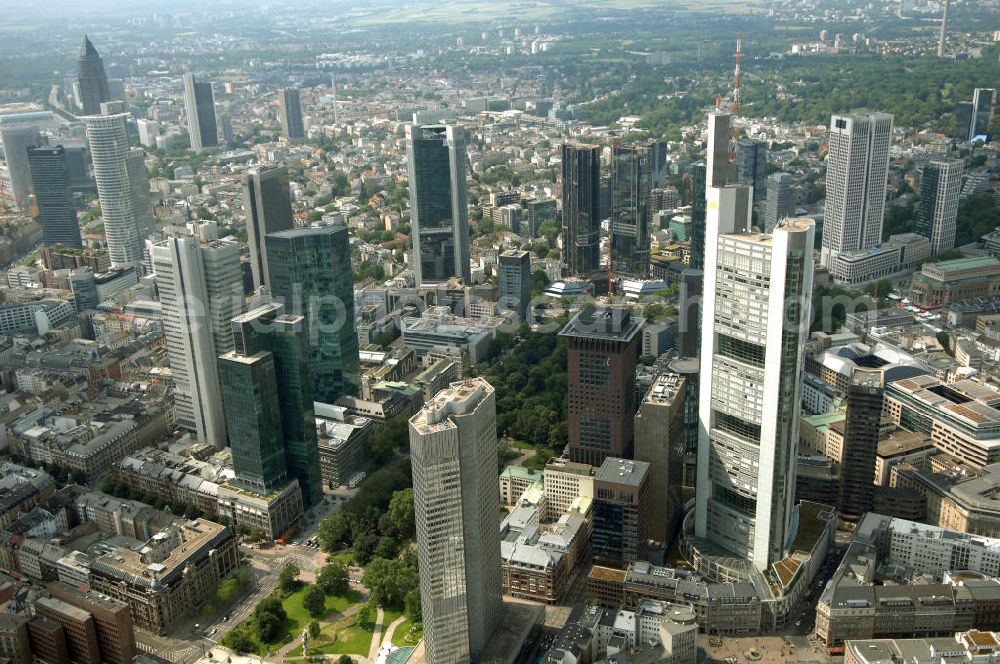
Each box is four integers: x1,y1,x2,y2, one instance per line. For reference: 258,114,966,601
689,162,707,271
561,143,602,277
243,165,294,292
649,140,669,189
0,122,41,210
47,582,136,664
84,113,151,269
915,159,963,255
764,172,796,233
182,73,218,151
735,138,768,209
77,36,110,116
695,214,815,573
592,457,651,568
837,368,884,522
706,113,736,189
152,237,243,447
266,226,360,403
27,146,82,248
279,88,305,139
219,113,235,146
955,101,975,141
561,306,643,466
406,124,471,286
972,88,995,139
409,378,502,663
677,269,702,358
610,144,653,278
224,302,323,507
634,374,686,544
497,249,531,322
820,113,892,268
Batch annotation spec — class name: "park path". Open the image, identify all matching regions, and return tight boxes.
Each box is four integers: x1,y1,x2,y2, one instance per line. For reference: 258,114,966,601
271,602,365,661
366,607,386,663
379,614,407,649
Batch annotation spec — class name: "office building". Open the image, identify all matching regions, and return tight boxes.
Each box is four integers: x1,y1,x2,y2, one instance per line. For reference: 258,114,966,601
634,374,686,544
845,632,1000,664
0,614,31,664
821,113,893,268
497,249,531,322
279,87,305,139
735,138,768,209
409,378,502,663
223,302,323,507
136,119,160,148
689,162,707,271
27,145,82,248
406,124,471,286
182,72,218,151
764,172,796,233
561,143,602,277
694,214,815,573
838,368,884,522
611,143,654,278
243,165,294,292
47,582,136,664
84,113,151,269
956,101,975,141
0,122,41,210
593,458,651,568
152,237,243,447
560,306,644,466
315,403,372,489
915,159,963,255
34,597,101,664
266,226,360,403
973,88,995,139
76,36,110,116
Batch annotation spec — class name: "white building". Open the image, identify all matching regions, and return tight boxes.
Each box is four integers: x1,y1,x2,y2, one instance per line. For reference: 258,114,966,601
409,379,502,663
152,237,242,447
821,113,893,268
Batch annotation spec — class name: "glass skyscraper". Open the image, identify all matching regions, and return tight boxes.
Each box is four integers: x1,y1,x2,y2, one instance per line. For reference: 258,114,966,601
561,143,602,277
183,72,218,151
77,36,110,116
266,225,360,404
610,143,652,279
243,165,294,292
405,124,471,286
28,145,82,248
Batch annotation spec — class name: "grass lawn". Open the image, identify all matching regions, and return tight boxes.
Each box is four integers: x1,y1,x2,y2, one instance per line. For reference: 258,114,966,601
510,439,536,450
310,615,374,656
282,585,364,627
390,617,423,646
328,550,355,566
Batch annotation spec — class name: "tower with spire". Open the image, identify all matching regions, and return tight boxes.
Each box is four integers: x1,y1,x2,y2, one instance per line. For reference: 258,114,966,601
77,35,110,116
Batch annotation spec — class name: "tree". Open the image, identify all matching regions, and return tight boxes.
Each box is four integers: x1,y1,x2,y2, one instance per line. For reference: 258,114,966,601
317,512,353,552
254,596,287,643
224,628,255,653
353,533,380,566
279,563,300,593
362,557,418,609
303,585,327,618
309,621,321,639
404,588,422,622
337,656,354,664
317,563,350,596
379,489,415,540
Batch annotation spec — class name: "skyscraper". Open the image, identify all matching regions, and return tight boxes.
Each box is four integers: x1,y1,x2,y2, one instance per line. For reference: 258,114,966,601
497,249,531,322
764,172,796,233
243,165,294,292
689,162,707,271
0,122,41,210
915,159,963,255
561,143,602,277
77,36,110,116
706,113,736,189
152,237,243,447
183,73,218,151
592,457,651,568
634,373,686,544
695,214,815,573
955,101,975,141
821,113,893,268
279,88,305,140
735,138,768,209
409,378,502,663
561,306,643,466
266,226,360,403
28,146,82,248
837,368,884,522
972,88,995,139
84,113,151,269
610,143,653,278
225,302,323,507
406,124,471,286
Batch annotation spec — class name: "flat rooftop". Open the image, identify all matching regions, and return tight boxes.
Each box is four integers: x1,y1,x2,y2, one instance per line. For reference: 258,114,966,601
595,457,649,488
559,306,644,343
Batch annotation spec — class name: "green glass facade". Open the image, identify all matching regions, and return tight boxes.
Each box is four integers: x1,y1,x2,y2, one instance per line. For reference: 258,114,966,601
265,226,360,405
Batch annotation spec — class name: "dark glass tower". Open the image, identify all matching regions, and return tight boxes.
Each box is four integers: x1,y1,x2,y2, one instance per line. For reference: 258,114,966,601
243,165,294,291
690,162,707,271
28,146,82,248
561,143,602,277
183,72,218,151
611,144,653,279
405,124,471,286
838,368,884,522
266,226,360,404
736,138,768,210
226,303,324,507
77,36,110,116
279,88,305,140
